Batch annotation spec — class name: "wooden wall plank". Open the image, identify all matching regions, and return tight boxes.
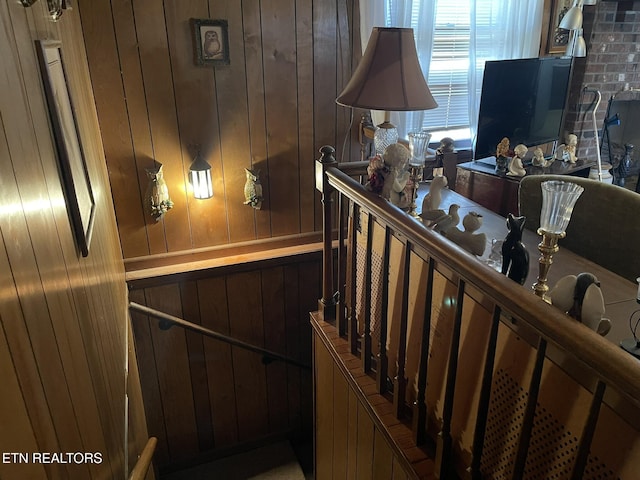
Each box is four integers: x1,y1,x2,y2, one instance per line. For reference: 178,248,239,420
226,271,269,441
180,281,215,452
80,0,151,257
145,284,199,463
198,276,239,449
295,0,316,233
261,0,301,237
332,360,350,479
284,264,303,431
242,0,272,239
356,401,375,480
261,267,290,433
314,335,334,480
131,0,192,252
347,386,359,479
129,289,171,465
166,0,228,248
110,0,167,254
373,428,394,480
209,0,258,243
0,314,48,480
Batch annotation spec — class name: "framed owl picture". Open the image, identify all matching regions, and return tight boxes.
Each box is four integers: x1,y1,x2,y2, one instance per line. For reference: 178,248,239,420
191,18,230,66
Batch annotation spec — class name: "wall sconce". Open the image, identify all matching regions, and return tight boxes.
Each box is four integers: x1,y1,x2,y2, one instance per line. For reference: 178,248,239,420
532,180,584,302
189,151,213,199
145,161,174,221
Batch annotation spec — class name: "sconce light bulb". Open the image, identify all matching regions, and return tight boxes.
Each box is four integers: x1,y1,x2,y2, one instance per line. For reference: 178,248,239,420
189,153,213,199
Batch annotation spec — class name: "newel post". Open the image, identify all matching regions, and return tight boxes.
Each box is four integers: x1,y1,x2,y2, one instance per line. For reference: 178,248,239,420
315,145,338,321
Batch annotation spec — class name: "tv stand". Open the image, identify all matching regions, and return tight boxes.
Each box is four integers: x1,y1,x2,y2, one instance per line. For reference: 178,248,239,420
455,158,596,217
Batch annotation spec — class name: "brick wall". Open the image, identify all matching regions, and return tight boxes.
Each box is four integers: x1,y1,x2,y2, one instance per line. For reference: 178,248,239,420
564,0,640,164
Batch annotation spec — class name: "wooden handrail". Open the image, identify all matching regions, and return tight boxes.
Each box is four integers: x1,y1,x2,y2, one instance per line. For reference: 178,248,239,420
128,437,157,480
324,164,640,407
129,302,311,370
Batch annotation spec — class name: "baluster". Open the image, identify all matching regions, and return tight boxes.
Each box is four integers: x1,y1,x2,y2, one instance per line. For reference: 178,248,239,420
348,203,360,354
376,226,391,394
468,304,502,479
512,337,547,479
393,241,412,419
570,380,606,480
316,145,337,321
435,278,465,480
336,192,347,337
362,214,374,372
412,257,435,445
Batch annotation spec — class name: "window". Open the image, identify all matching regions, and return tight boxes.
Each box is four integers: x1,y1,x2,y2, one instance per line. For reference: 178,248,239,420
421,3,470,133
378,0,543,142
386,0,472,139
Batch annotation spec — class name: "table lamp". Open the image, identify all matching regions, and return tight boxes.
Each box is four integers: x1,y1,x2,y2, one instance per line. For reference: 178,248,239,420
532,180,584,302
336,27,437,155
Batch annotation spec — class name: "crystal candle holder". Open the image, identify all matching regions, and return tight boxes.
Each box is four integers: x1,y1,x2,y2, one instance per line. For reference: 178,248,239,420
407,131,431,217
532,180,584,300
408,130,431,166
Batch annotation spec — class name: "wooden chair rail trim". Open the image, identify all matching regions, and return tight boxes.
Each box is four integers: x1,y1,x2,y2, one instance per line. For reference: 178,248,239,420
326,166,640,408
125,232,324,281
125,240,337,289
311,312,436,480
128,436,157,480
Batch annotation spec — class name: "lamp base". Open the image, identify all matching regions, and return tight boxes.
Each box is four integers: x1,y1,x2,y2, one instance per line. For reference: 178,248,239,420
374,121,399,155
620,338,640,359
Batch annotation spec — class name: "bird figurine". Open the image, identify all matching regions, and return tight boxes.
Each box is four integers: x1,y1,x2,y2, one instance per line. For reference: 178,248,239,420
431,204,460,234
243,168,263,209
421,174,448,213
444,211,487,256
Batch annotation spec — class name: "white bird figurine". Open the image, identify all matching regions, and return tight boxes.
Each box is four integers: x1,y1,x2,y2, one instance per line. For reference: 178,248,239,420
431,204,460,234
444,211,487,256
421,174,448,213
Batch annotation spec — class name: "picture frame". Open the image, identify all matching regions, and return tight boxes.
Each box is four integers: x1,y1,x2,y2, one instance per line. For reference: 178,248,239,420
542,0,573,55
191,18,230,67
35,40,95,257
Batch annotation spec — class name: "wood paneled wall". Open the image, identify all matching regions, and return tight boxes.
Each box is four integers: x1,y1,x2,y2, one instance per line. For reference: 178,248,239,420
128,254,320,470
78,0,360,260
0,1,149,479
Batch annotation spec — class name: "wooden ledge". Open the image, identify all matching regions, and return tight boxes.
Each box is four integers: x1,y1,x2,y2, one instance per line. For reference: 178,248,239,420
126,233,328,287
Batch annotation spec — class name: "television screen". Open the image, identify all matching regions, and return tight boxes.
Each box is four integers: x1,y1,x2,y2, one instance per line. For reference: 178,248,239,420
473,57,572,161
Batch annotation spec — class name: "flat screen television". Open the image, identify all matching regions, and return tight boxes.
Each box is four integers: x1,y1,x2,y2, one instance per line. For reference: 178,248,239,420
473,56,572,161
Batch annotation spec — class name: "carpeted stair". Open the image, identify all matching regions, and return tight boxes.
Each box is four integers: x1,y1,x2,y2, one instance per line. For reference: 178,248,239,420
160,441,308,480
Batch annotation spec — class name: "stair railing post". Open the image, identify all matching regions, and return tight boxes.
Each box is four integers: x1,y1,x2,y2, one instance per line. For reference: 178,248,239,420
316,145,338,321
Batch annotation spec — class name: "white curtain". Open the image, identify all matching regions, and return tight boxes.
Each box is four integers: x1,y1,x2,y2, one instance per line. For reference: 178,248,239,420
360,0,544,141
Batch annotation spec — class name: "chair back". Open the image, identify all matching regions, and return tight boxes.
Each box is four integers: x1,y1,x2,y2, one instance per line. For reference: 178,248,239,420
518,174,640,282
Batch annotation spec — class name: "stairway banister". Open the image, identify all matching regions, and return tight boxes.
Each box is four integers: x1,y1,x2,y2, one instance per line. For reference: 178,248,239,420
323,164,640,409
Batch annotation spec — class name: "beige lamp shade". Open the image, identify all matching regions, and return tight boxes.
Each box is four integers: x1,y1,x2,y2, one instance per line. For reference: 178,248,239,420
336,27,437,111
